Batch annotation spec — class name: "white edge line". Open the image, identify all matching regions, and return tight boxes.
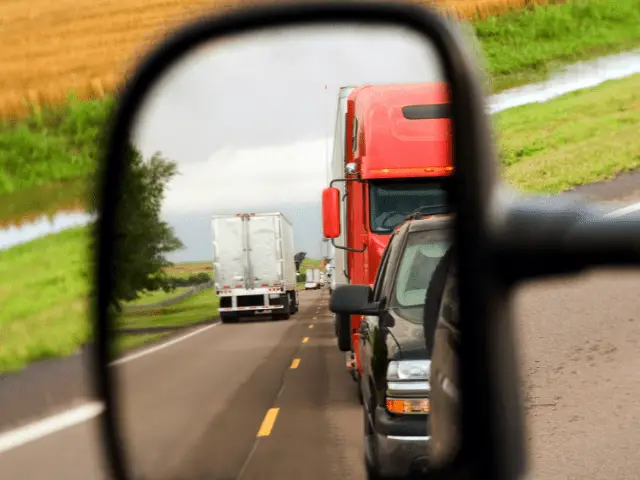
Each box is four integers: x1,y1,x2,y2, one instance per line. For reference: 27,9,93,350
0,323,220,451
110,322,219,365
0,402,104,454
604,201,640,218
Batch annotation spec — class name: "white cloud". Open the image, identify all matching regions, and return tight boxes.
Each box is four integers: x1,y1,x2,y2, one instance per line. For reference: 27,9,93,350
162,138,332,215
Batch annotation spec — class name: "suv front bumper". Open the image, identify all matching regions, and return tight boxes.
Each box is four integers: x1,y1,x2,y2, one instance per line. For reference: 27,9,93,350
369,406,431,478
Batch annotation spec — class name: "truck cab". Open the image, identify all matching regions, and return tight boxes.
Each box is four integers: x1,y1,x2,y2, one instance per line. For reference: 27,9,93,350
322,82,452,383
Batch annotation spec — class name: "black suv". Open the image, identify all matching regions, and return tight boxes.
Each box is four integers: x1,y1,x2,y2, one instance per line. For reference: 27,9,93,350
330,215,451,479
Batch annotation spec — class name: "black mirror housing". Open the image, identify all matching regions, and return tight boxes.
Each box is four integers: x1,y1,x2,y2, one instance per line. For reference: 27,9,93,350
93,1,539,479
330,284,379,316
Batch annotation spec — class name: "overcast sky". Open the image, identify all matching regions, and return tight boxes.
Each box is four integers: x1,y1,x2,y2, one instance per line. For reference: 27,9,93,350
131,24,447,261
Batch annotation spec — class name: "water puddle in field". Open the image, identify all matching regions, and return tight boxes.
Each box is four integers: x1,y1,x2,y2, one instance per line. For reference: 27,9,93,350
2,49,640,251
489,49,640,113
0,180,94,252
0,210,95,251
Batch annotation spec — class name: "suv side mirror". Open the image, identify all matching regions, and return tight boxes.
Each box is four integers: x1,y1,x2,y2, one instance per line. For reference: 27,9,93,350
377,296,396,328
330,284,379,316
322,187,341,239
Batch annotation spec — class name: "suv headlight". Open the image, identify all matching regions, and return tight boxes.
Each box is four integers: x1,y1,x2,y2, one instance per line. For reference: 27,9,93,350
385,360,431,415
387,360,430,381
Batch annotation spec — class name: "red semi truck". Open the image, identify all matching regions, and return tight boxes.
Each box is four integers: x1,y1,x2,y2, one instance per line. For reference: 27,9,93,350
322,82,452,383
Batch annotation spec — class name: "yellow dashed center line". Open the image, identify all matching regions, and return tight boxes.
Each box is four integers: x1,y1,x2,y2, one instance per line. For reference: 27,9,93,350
302,337,309,343
290,358,300,369
313,316,317,320
309,324,314,329
257,408,280,437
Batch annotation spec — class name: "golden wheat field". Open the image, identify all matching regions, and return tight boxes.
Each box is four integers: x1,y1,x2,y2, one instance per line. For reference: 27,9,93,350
0,0,553,118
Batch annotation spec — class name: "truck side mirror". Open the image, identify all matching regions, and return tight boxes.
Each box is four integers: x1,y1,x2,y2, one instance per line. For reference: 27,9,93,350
322,187,341,238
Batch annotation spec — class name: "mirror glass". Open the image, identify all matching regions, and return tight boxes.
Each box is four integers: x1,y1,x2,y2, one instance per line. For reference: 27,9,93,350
110,23,458,479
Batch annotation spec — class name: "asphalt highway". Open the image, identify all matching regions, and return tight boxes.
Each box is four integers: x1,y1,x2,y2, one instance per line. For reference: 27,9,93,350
1,173,639,479
1,289,368,480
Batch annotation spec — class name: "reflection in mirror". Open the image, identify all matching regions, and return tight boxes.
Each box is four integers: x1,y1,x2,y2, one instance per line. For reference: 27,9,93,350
111,23,456,479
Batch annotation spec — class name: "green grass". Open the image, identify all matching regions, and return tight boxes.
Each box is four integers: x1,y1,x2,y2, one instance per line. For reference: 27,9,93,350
497,73,640,193
301,258,322,268
123,286,191,306
115,288,220,352
0,96,114,197
163,261,213,279
299,258,322,276
0,226,219,372
0,226,92,372
475,0,640,91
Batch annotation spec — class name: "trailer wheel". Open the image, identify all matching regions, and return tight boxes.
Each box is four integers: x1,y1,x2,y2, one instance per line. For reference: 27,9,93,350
273,293,291,320
336,313,351,352
291,291,299,314
220,313,238,324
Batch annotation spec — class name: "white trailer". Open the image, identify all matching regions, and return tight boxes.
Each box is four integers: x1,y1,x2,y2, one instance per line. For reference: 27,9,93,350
324,261,335,292
312,268,322,288
212,212,298,323
329,86,356,292
305,269,318,290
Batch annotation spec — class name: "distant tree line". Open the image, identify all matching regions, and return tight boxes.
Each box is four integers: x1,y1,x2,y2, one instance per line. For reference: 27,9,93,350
294,251,306,272
167,272,212,288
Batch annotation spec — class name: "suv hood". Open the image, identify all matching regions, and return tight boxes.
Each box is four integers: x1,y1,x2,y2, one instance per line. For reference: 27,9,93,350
385,308,429,361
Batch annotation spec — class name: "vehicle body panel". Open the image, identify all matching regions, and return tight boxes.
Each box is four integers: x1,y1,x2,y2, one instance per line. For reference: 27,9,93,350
359,216,452,477
326,82,452,381
429,259,461,467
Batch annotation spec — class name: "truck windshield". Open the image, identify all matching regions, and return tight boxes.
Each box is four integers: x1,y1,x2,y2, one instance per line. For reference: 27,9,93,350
369,180,448,234
390,228,450,323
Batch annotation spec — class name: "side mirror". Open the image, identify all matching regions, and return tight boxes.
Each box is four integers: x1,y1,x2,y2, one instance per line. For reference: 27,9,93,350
377,296,395,327
330,284,379,316
322,187,341,239
95,1,640,479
